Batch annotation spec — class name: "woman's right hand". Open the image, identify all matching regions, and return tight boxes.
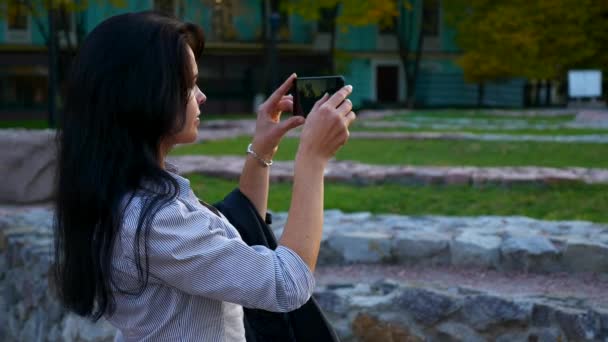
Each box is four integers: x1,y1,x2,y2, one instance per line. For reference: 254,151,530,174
297,85,356,163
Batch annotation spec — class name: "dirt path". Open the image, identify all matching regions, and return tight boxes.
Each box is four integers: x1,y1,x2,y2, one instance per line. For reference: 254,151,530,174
315,264,608,309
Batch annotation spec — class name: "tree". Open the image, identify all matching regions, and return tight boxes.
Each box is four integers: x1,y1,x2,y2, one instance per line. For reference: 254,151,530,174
284,0,399,73
1,0,126,125
1,0,126,55
285,0,431,107
394,0,424,108
445,0,608,84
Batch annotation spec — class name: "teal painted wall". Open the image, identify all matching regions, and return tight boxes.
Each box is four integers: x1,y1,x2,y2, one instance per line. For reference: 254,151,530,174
1,0,464,53
233,1,261,41
338,25,376,51
342,58,372,107
290,15,314,43
0,18,5,43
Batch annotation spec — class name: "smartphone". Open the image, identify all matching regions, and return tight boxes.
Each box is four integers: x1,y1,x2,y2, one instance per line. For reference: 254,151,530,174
291,75,345,117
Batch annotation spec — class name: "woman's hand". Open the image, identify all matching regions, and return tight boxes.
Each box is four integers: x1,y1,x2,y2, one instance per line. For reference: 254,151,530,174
297,85,356,164
251,73,305,160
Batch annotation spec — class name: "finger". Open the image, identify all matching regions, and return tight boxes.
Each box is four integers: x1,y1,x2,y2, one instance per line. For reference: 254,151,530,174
266,73,297,106
311,93,330,112
277,99,293,113
336,98,353,116
276,116,305,135
326,85,353,108
344,111,357,127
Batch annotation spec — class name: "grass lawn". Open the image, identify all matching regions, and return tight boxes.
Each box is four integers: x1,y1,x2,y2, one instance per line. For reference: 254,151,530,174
0,120,50,129
379,110,576,124
0,114,254,130
172,135,608,168
188,174,608,223
349,123,608,136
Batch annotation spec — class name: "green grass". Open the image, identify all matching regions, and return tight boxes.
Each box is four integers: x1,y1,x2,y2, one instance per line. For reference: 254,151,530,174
349,123,608,136
188,174,608,223
0,113,253,130
172,136,608,168
201,113,256,121
0,120,50,129
380,110,576,124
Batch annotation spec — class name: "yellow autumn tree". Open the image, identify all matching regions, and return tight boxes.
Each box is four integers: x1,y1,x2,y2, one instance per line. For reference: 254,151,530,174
445,0,608,83
0,0,126,125
283,0,401,73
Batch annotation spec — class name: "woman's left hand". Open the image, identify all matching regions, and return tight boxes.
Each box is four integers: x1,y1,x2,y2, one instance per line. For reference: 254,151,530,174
251,73,305,160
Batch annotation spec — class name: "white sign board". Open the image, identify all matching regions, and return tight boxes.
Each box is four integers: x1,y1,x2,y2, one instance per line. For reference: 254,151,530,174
568,70,602,98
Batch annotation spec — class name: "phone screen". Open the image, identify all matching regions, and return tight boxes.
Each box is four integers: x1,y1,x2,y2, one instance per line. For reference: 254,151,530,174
292,76,345,117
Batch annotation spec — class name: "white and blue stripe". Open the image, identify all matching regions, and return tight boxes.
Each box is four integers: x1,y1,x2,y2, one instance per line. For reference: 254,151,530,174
107,169,315,341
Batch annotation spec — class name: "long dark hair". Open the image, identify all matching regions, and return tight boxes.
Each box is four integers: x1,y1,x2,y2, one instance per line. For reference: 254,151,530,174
53,11,205,320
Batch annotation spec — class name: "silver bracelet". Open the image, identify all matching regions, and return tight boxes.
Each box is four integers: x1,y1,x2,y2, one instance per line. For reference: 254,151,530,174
246,143,273,167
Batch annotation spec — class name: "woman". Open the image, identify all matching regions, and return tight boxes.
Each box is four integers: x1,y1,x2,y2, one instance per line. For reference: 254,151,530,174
53,11,355,341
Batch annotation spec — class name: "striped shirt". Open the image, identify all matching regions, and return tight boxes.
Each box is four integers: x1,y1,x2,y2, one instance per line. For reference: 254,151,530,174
106,169,315,341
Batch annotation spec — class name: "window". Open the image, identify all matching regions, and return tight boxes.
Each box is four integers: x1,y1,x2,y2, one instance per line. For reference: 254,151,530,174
317,7,335,33
422,0,439,37
211,0,236,41
154,0,176,15
7,0,28,30
6,0,30,43
55,4,73,33
379,16,398,35
270,0,290,40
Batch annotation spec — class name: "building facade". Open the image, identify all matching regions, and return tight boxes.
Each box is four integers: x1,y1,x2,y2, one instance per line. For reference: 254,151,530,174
0,0,526,118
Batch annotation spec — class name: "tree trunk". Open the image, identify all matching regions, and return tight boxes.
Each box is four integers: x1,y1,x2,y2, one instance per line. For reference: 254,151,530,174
477,83,485,108
396,0,425,109
396,1,411,107
408,23,424,108
328,5,339,74
261,0,272,95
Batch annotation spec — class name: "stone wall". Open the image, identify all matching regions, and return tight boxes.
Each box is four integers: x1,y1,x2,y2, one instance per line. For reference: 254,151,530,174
0,130,57,204
314,280,608,341
0,209,116,341
2,208,607,341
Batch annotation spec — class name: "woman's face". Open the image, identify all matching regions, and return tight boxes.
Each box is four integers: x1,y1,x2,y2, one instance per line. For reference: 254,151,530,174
170,46,206,145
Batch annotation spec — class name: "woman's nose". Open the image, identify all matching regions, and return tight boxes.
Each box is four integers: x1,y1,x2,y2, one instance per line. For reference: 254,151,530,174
196,89,206,105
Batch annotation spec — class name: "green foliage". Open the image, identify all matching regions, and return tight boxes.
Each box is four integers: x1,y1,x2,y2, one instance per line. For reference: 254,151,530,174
283,0,401,30
444,0,608,82
0,0,126,17
188,174,608,223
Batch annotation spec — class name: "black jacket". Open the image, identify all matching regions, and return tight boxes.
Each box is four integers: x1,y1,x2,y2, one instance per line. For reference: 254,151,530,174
214,189,340,342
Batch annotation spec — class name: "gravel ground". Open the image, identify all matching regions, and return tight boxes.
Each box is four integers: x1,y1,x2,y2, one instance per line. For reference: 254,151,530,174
314,264,608,308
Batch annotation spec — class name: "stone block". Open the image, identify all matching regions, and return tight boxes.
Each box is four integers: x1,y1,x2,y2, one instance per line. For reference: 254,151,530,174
317,239,345,265
0,130,57,204
527,327,565,342
436,322,485,342
352,313,423,342
555,308,603,341
499,236,560,272
531,303,558,327
314,290,350,316
393,231,450,266
327,231,393,263
451,231,501,269
396,288,460,326
61,315,117,342
562,239,608,273
461,295,532,330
